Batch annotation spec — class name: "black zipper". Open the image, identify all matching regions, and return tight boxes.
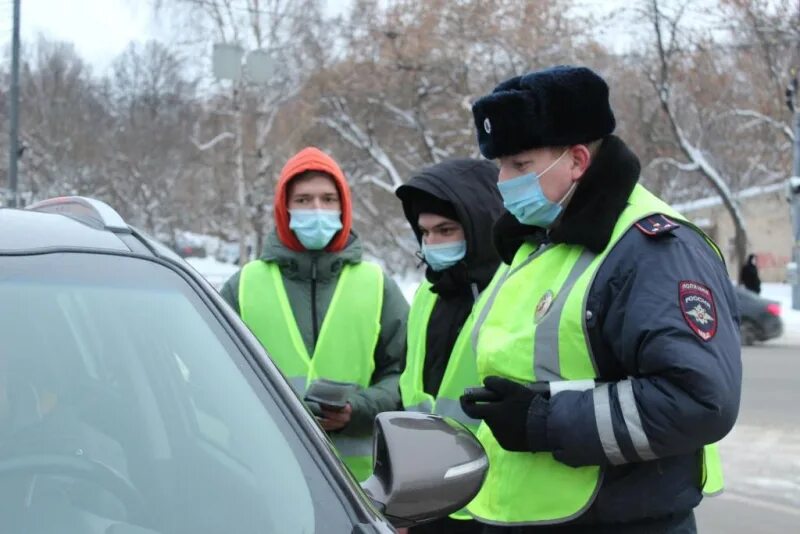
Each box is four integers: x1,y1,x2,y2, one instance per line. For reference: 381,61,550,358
311,259,319,349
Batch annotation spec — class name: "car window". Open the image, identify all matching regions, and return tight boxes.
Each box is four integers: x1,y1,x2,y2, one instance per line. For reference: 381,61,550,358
0,252,355,534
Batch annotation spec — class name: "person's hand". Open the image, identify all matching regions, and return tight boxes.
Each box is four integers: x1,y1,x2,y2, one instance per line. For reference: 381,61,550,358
319,403,352,432
460,376,549,452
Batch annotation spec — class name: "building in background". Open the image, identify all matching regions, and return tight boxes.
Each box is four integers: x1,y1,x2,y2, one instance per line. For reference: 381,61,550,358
674,182,792,283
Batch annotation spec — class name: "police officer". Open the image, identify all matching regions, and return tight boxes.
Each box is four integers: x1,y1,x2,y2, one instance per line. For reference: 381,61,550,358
221,147,408,482
459,66,742,533
396,158,504,534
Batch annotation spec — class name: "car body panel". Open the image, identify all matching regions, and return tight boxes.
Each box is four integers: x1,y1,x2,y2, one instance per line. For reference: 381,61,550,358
0,205,396,533
735,286,784,344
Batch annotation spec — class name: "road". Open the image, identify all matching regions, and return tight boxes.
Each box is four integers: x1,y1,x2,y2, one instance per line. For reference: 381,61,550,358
696,330,800,532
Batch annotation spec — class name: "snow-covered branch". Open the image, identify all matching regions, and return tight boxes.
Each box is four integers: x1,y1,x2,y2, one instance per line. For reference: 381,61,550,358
319,96,405,191
723,109,794,142
192,131,235,151
649,0,749,264
645,157,699,173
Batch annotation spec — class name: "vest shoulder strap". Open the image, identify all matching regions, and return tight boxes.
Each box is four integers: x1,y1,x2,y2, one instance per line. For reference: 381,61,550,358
634,214,680,237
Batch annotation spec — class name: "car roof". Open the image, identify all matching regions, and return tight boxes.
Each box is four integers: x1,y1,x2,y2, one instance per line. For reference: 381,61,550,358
0,208,131,252
0,197,183,264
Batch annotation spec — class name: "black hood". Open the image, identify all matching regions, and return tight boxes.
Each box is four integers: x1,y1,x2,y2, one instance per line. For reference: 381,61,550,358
396,158,504,296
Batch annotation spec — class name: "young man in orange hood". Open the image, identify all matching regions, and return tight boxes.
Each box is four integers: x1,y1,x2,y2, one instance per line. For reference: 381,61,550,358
221,147,408,481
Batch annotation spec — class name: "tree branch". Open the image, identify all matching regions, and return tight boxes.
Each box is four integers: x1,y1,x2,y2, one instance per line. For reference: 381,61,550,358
646,156,700,173
723,109,794,142
192,131,235,151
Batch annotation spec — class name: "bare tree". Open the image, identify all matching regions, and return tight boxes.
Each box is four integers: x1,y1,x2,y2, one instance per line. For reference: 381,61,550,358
158,0,330,258
11,39,110,201
640,0,752,266
101,41,200,239
310,0,580,272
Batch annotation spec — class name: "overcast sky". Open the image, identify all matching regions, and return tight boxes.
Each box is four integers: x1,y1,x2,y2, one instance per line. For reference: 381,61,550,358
0,0,351,72
1,0,153,70
0,0,715,73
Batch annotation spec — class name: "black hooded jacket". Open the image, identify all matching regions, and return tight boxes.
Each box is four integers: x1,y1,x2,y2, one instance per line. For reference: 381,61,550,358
396,159,504,397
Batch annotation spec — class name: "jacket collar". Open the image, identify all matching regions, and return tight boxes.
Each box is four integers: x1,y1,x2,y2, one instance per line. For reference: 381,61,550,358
260,229,363,282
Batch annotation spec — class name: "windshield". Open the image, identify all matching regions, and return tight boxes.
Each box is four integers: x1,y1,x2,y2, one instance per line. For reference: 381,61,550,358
0,252,354,534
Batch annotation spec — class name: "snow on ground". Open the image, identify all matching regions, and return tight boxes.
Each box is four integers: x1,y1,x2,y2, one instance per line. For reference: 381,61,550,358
186,257,239,291
394,270,424,303
761,283,800,341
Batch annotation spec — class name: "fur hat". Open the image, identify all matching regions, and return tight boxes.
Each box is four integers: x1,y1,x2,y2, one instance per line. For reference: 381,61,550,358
472,65,616,159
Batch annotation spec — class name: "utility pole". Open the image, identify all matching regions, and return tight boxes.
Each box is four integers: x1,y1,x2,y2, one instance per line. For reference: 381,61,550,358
212,44,274,266
232,82,249,267
7,0,21,208
786,70,800,310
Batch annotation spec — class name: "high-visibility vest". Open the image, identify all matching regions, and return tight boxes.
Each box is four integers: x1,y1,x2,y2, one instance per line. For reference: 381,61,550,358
239,260,383,482
401,280,485,432
468,184,723,525
400,276,504,521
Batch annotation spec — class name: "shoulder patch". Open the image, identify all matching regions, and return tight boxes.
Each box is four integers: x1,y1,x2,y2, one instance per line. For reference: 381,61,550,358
679,281,717,341
635,214,680,237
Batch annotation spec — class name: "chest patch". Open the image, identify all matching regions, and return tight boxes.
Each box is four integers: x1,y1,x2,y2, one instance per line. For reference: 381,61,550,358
679,281,717,341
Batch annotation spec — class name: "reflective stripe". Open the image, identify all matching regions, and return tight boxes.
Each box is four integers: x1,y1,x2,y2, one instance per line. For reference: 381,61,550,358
288,376,307,396
471,253,540,354
617,379,657,461
405,400,433,414
471,267,512,354
549,379,596,396
592,383,625,465
331,434,373,457
434,398,481,428
533,249,596,381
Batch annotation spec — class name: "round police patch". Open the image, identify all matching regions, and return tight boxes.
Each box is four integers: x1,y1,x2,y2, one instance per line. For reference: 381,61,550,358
534,290,554,323
679,281,717,341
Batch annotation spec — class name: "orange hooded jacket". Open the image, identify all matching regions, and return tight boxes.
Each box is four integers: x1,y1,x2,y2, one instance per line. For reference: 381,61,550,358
273,147,353,253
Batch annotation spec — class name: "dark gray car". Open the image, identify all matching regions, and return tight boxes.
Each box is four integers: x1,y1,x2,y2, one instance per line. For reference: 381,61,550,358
735,286,783,345
0,197,487,534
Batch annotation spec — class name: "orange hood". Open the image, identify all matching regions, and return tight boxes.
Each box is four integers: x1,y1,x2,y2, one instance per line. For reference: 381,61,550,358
274,147,353,253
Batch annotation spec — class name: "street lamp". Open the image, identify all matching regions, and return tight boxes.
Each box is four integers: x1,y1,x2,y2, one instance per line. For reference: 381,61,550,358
212,44,276,266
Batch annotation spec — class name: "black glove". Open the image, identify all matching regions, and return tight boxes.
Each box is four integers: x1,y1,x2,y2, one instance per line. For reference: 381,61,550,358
460,376,550,452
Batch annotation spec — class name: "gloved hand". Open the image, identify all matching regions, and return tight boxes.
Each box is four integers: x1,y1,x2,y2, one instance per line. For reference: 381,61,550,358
460,376,550,452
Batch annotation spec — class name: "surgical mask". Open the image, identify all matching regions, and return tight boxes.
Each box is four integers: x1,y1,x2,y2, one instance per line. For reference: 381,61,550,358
289,209,343,250
422,240,467,272
498,149,574,228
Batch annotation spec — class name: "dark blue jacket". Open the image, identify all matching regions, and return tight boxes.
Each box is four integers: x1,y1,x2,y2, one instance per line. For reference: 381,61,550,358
493,136,742,526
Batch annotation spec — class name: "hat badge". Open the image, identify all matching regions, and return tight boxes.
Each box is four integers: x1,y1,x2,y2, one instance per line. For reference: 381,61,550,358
483,117,492,134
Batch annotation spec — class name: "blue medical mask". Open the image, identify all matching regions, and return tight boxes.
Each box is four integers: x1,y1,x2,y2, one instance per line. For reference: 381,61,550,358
498,149,574,228
422,240,467,272
289,209,343,250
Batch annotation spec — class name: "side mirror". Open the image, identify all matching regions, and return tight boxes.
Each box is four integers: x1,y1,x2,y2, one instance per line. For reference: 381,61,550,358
361,412,488,528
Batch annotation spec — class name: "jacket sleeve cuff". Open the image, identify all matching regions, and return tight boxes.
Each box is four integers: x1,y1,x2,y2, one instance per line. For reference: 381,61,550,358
342,394,374,436
548,390,608,467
